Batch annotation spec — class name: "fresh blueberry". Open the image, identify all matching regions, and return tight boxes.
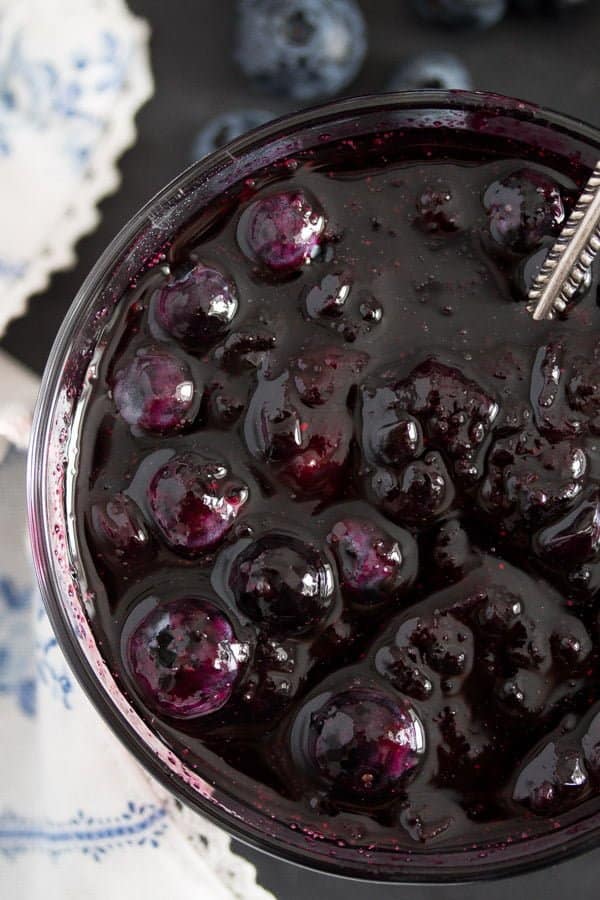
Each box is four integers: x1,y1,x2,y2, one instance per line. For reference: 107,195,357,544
326,518,417,604
388,52,472,92
148,452,249,555
229,533,335,634
234,0,367,101
154,263,238,348
238,190,325,272
297,687,425,800
126,597,248,718
411,0,508,28
483,169,566,254
191,110,274,161
112,347,197,434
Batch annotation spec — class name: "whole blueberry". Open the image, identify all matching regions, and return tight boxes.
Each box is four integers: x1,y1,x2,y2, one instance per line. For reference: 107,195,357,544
326,518,417,604
229,533,335,634
238,190,325,272
148,452,249,555
90,494,152,565
411,0,508,27
388,52,472,92
154,263,238,348
126,597,248,718
234,0,367,101
297,687,425,800
483,169,566,254
191,110,274,161
112,346,197,434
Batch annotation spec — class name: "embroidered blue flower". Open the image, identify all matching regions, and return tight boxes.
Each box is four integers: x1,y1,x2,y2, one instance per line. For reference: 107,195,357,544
0,801,169,861
34,592,73,711
0,25,131,166
0,582,75,717
0,577,37,716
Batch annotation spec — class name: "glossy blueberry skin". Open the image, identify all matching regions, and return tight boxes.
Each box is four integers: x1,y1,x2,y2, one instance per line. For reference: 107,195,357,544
411,0,508,28
148,452,249,555
191,110,274,161
153,263,238,348
90,494,152,565
299,687,425,800
483,168,566,254
388,52,472,91
326,518,417,605
126,598,247,719
235,0,367,101
112,346,197,434
229,534,334,634
238,190,325,272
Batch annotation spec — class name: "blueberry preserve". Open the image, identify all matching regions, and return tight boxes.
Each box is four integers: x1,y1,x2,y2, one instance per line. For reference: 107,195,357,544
72,120,600,854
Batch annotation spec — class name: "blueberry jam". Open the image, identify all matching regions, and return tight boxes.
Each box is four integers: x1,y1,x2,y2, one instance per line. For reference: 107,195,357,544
74,123,600,853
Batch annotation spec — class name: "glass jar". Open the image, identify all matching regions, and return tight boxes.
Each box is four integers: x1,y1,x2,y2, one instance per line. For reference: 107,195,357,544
27,92,600,883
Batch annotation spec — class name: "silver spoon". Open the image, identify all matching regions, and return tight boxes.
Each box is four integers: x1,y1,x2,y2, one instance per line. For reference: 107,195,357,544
527,160,600,320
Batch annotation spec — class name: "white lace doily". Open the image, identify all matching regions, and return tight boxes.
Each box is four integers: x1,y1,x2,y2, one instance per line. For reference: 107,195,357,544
0,0,154,337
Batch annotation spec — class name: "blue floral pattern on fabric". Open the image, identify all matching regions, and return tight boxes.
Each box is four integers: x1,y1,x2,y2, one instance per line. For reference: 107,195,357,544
34,593,74,711
0,577,37,716
0,802,168,860
0,582,75,717
0,26,130,167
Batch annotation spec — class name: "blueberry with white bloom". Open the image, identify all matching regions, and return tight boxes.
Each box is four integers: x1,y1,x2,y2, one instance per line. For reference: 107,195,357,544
388,52,473,92
191,110,274,161
411,0,508,28
234,0,367,101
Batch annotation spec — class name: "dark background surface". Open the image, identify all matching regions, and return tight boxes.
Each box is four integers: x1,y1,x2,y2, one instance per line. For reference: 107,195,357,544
6,1,600,896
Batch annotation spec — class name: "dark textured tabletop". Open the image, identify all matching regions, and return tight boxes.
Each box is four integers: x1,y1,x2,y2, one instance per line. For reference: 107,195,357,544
6,1,600,896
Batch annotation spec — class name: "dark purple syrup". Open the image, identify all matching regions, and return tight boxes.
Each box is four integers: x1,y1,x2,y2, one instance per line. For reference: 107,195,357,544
75,126,600,851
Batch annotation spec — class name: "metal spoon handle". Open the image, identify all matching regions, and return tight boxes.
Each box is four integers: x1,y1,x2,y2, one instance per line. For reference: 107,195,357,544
528,160,600,320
